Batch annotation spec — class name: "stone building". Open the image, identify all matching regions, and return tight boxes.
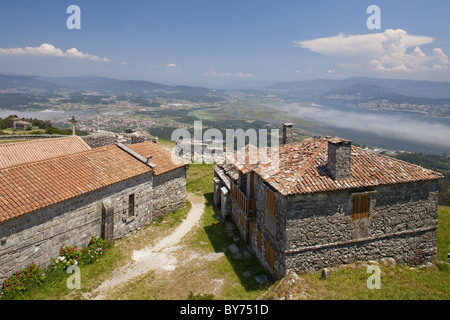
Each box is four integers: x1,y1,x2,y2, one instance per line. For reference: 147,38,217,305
213,124,442,279
128,141,188,219
0,140,186,281
11,118,33,131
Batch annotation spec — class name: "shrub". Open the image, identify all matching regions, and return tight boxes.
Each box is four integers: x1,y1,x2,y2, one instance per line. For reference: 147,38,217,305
54,245,82,269
1,262,45,299
81,236,113,265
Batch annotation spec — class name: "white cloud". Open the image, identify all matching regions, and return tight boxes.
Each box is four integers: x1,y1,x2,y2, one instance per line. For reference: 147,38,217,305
165,63,185,74
0,43,110,62
204,66,254,78
295,29,448,73
235,72,254,78
204,67,232,77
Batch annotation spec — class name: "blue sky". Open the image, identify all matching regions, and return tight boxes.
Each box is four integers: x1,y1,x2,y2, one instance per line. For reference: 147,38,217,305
0,0,449,87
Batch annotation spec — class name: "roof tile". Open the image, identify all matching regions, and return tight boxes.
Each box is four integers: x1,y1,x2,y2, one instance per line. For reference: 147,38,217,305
0,136,91,169
220,138,443,196
127,141,188,175
0,145,152,223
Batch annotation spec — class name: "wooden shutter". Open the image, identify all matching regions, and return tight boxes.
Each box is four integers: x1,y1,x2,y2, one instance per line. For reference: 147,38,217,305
353,194,370,220
266,188,276,216
265,242,275,270
257,230,262,252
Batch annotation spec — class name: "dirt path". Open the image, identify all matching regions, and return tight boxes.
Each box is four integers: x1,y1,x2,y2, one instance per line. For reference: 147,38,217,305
86,193,205,300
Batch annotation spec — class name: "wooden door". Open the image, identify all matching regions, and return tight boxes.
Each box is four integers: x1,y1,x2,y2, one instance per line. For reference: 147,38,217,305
101,202,114,240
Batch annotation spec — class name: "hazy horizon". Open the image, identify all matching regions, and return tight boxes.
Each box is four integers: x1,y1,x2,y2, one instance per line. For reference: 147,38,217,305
1,1,449,87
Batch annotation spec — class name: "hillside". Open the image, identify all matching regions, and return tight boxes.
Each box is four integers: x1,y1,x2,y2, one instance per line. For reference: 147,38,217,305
0,74,225,104
265,77,450,99
0,74,63,91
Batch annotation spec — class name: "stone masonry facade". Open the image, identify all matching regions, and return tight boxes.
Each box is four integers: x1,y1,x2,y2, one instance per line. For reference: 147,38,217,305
152,166,187,219
222,173,439,279
0,173,153,281
213,131,442,280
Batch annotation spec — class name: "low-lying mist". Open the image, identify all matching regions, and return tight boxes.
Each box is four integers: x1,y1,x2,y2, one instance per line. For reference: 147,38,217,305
287,103,450,154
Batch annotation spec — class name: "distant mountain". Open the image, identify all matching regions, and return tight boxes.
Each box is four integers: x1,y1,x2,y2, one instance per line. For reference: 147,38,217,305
42,75,224,101
266,77,450,99
0,74,63,91
0,74,225,102
318,82,450,117
321,83,399,101
265,79,343,96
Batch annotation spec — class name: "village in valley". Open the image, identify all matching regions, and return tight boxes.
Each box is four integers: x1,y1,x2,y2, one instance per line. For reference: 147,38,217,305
0,94,449,300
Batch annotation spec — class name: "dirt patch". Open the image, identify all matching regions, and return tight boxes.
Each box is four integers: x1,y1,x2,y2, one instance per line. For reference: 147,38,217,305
84,193,205,300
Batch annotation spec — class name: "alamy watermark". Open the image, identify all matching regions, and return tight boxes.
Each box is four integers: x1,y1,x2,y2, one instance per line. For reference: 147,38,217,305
366,265,381,289
67,5,81,30
66,265,81,290
367,5,381,30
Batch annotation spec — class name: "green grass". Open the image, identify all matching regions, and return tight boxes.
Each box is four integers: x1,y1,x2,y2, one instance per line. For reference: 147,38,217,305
186,163,215,194
294,261,449,300
180,193,273,299
438,206,450,261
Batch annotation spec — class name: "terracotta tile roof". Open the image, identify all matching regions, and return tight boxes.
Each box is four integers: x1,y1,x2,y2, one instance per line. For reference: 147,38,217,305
127,141,188,175
0,145,152,223
0,136,91,169
221,138,443,196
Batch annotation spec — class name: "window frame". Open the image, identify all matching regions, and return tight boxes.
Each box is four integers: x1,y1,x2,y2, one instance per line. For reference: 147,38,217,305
128,194,135,218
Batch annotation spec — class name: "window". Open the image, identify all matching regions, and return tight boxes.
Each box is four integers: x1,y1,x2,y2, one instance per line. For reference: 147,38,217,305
352,194,370,220
128,194,135,217
266,188,276,216
265,242,275,270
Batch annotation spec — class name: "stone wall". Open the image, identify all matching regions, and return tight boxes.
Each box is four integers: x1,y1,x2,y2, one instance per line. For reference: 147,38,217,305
282,180,439,275
81,132,118,149
152,166,186,219
0,172,153,282
250,174,286,278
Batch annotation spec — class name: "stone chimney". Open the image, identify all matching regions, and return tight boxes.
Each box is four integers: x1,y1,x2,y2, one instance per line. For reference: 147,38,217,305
327,137,352,180
282,123,293,145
